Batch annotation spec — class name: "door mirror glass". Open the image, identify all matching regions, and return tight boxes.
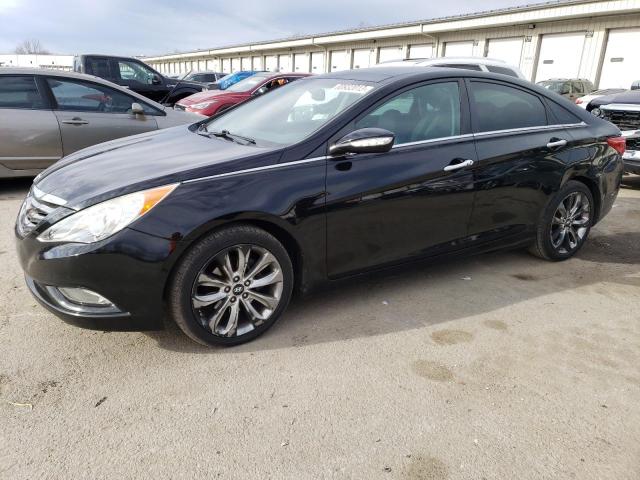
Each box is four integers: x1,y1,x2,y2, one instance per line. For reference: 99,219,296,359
330,128,395,156
152,74,162,85
131,102,145,115
254,86,268,96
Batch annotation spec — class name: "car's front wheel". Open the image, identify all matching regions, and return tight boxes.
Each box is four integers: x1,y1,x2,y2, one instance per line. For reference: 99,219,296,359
530,180,594,261
168,225,294,346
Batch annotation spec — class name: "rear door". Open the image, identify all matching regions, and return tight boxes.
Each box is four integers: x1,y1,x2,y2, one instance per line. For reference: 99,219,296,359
0,74,62,173
325,79,478,277
45,76,159,155
466,79,575,242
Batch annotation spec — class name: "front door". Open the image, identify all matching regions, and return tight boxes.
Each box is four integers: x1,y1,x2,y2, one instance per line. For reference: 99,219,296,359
325,80,477,278
45,76,158,155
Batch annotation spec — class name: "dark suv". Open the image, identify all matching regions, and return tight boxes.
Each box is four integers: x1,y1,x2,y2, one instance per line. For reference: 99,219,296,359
74,55,206,105
537,79,595,102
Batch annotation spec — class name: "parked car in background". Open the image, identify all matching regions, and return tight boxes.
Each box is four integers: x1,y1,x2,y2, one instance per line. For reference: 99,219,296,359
589,88,640,175
537,78,595,102
16,67,623,346
176,72,311,116
74,54,207,105
207,71,261,91
0,68,203,177
183,71,225,83
574,88,626,108
375,57,526,79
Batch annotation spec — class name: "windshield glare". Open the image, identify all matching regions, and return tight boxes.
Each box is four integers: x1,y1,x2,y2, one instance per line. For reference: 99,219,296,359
226,74,269,92
204,78,376,147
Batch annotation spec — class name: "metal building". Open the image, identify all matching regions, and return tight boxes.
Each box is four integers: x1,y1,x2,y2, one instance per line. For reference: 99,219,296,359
144,0,640,89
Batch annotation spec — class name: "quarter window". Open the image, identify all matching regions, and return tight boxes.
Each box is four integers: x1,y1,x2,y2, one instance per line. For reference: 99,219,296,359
0,76,45,109
47,78,156,114
470,81,547,132
355,82,461,144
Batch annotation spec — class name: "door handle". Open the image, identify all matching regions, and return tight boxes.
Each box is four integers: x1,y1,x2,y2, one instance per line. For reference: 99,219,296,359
444,159,474,172
61,117,89,125
546,139,568,149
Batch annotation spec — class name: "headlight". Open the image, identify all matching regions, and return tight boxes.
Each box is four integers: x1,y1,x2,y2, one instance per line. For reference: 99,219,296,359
591,108,602,117
38,184,178,244
190,100,216,110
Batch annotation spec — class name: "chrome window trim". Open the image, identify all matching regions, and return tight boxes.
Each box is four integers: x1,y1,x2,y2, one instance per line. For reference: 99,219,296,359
601,104,640,112
392,134,474,149
183,156,328,184
473,122,586,139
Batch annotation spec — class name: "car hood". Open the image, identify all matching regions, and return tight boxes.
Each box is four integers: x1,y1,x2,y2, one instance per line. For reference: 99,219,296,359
158,108,206,128
590,90,639,108
178,89,249,105
34,125,280,209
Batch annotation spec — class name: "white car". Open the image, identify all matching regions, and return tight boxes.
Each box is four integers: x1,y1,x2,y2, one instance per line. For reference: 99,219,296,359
374,57,526,80
574,88,626,108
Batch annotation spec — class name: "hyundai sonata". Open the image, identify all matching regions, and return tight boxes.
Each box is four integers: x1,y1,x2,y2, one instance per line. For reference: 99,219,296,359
16,68,624,346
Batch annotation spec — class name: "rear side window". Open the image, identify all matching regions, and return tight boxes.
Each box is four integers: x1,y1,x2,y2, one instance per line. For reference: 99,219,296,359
86,58,114,80
573,82,585,95
546,101,582,125
0,76,45,109
486,65,519,78
470,81,547,132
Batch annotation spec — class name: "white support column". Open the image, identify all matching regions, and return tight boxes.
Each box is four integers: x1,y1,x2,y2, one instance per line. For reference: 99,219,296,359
520,34,541,81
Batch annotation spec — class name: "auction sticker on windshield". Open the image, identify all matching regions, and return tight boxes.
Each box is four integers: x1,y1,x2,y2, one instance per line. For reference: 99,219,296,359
334,84,374,94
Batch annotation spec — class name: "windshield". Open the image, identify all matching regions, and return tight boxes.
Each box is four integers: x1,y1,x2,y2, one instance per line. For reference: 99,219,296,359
225,74,269,92
538,81,567,93
204,78,376,147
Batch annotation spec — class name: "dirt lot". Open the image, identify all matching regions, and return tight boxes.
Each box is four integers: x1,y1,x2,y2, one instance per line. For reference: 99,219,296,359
1,176,639,479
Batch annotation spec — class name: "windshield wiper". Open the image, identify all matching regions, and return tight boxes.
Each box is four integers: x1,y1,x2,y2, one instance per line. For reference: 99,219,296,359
207,129,256,145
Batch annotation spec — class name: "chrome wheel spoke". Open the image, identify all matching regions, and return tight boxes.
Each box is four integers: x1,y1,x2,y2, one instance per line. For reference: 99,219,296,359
245,251,276,280
242,298,266,323
197,273,228,289
220,253,235,282
250,268,283,289
208,299,231,332
567,227,579,248
572,216,589,226
248,290,279,310
193,290,227,308
235,245,251,278
552,228,566,248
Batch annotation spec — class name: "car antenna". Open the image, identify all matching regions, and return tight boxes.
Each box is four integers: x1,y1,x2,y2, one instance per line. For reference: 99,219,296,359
160,69,192,107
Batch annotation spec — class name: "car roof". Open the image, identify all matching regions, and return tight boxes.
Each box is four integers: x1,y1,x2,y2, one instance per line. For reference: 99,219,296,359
0,67,166,110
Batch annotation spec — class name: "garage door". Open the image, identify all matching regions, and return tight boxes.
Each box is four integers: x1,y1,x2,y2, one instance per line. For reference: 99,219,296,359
353,48,374,69
535,32,586,82
330,50,349,72
231,58,241,73
241,57,251,71
486,37,523,67
222,59,231,73
279,55,291,72
252,56,262,70
294,53,309,73
311,52,325,73
444,41,474,57
599,28,640,89
409,44,433,59
265,55,278,72
378,46,403,63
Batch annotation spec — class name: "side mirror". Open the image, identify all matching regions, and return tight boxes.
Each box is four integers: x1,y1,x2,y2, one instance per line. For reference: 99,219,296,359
631,80,640,90
131,102,145,115
254,86,268,96
152,74,162,85
330,128,395,156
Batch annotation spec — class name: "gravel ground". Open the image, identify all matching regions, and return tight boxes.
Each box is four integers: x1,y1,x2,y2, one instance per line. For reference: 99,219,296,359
1,176,639,479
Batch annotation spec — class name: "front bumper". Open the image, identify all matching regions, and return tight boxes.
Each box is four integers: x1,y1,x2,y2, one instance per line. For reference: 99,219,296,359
16,227,175,331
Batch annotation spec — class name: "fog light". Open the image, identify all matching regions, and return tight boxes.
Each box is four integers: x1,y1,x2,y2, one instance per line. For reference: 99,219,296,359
58,287,113,306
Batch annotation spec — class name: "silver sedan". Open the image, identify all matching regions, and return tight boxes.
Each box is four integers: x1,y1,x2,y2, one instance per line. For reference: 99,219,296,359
0,68,204,178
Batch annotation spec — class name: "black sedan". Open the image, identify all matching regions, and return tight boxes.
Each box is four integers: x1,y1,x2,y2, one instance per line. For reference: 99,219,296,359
16,68,625,346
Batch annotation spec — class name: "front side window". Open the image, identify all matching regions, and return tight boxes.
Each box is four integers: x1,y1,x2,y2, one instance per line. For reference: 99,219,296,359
355,82,461,144
118,61,156,84
0,76,44,109
204,78,376,146
47,78,157,114
470,81,547,132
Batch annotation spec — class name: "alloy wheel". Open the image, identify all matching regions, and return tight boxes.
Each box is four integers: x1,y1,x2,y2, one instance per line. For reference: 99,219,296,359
191,244,284,337
550,191,591,254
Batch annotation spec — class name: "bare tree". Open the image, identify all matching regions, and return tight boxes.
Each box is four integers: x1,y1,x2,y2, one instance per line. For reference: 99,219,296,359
14,39,50,55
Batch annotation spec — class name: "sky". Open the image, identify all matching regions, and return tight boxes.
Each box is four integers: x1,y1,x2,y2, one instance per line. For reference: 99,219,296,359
0,0,551,57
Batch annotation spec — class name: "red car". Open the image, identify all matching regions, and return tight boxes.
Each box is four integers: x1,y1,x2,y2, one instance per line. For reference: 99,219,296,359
175,72,311,116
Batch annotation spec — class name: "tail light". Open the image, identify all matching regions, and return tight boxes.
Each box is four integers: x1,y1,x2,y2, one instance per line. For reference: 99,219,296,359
575,98,583,104
607,136,626,155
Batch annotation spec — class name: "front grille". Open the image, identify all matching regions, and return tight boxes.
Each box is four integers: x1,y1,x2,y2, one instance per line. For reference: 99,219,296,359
16,189,61,237
604,110,640,131
626,137,640,152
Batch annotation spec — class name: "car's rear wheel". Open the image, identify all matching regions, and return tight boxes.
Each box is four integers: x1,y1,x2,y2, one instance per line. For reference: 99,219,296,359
168,225,293,346
530,180,594,261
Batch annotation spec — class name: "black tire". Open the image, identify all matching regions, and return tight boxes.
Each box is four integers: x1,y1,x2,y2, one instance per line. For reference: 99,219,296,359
529,180,594,261
168,224,294,346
